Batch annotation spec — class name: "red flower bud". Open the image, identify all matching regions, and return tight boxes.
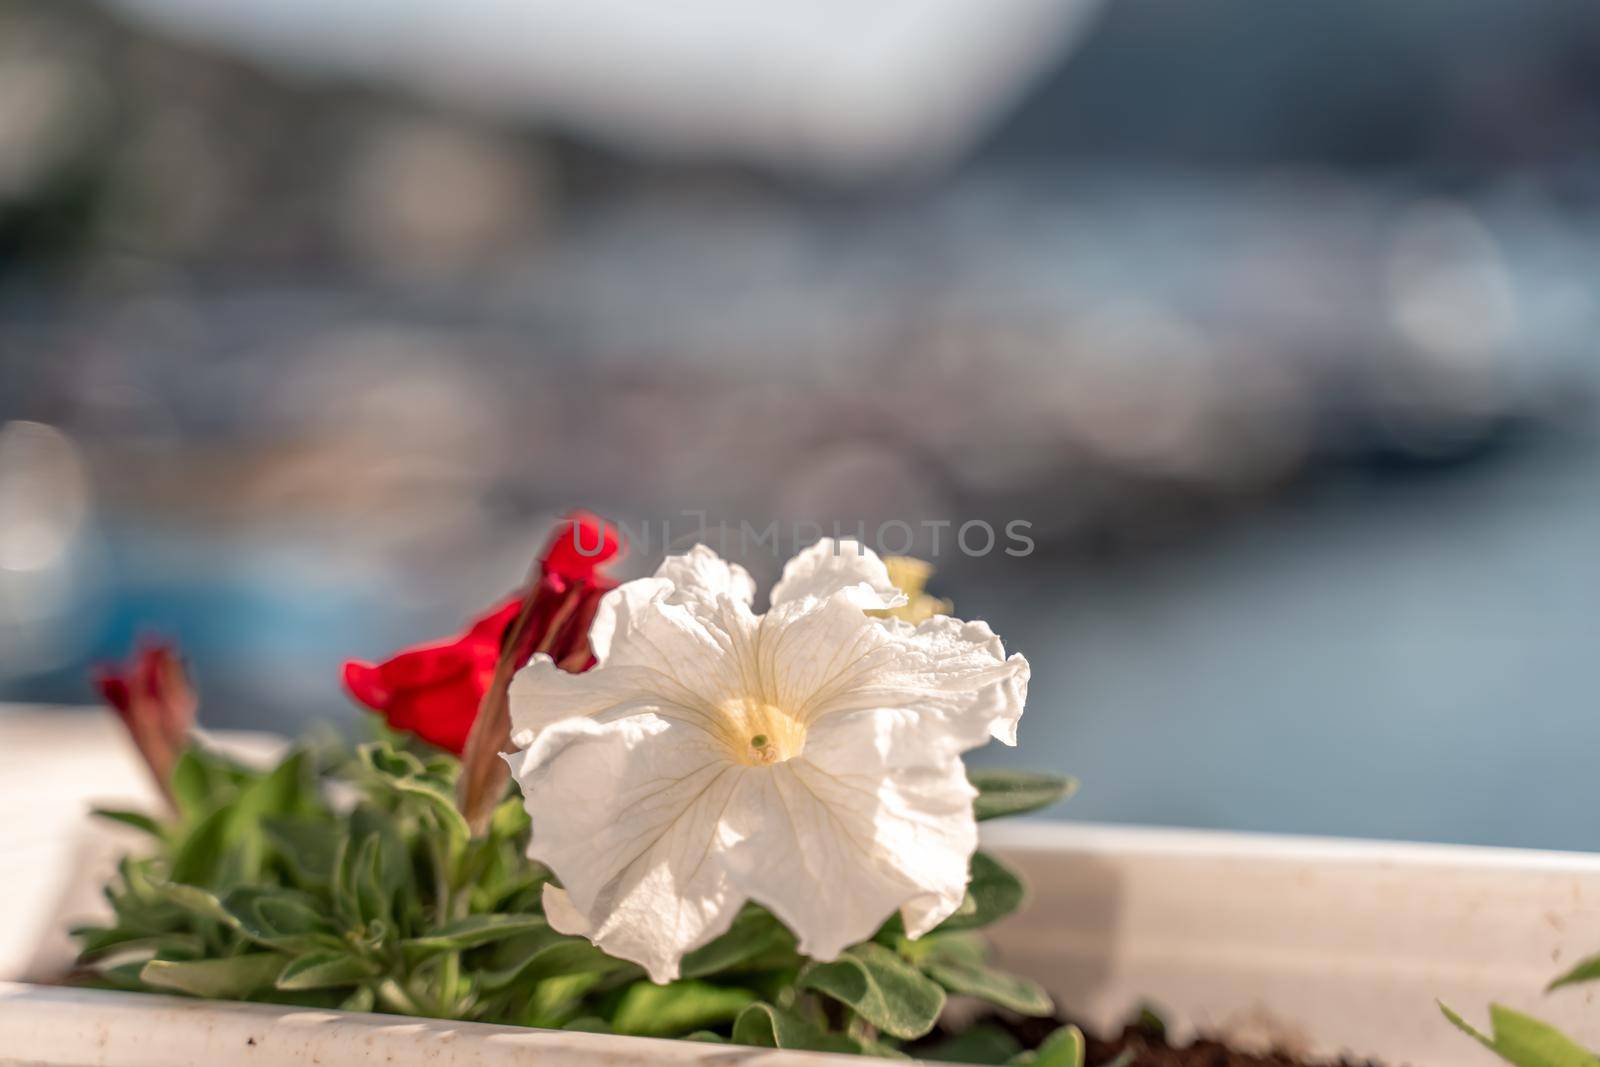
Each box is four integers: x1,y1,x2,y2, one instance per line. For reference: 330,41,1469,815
541,510,622,582
345,510,624,757
93,641,197,808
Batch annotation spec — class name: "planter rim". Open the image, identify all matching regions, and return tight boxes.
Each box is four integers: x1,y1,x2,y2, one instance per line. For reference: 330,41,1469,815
0,981,866,1067
981,818,1600,872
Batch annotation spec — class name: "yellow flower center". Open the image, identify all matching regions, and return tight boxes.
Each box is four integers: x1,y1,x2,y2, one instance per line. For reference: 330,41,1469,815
716,697,807,766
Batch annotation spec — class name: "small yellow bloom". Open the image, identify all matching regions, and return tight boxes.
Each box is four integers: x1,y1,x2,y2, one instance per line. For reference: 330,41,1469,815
876,556,954,625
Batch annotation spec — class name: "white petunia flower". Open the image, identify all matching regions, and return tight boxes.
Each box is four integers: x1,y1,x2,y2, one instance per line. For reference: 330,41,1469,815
505,538,1030,983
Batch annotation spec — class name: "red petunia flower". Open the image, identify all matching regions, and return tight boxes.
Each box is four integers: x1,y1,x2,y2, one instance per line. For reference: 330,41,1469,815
343,511,622,753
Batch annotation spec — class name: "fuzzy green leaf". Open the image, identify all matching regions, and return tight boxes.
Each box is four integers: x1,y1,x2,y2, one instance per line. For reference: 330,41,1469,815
168,749,218,823
339,810,409,928
800,942,946,1040
223,887,340,952
276,952,381,991
563,1017,612,1033
923,959,1054,1017
1441,1002,1600,1067
921,1023,1024,1064
1549,953,1600,993
732,1001,855,1053
91,808,166,838
75,929,204,964
148,881,240,929
680,907,795,979
610,980,757,1038
969,769,1077,821
391,777,470,840
404,915,551,953
262,816,340,889
341,985,376,1013
938,851,1026,932
167,804,237,886
1010,1025,1087,1067
141,953,286,998
476,936,620,993
684,1030,727,1043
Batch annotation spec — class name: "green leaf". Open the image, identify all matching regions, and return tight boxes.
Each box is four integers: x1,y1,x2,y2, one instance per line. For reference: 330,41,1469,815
262,816,341,889
391,777,471,840
223,887,340,952
141,954,286,999
357,743,470,839
169,749,218,823
610,980,758,1037
148,881,240,930
938,851,1026,932
339,810,409,928
563,1017,613,1034
680,907,796,979
75,930,204,964
489,797,531,843
341,985,376,1013
1440,1002,1600,1067
732,1002,855,1053
169,751,315,886
1549,953,1600,992
923,959,1054,1017
403,915,551,953
476,936,620,993
799,942,946,1040
91,808,166,838
168,804,237,886
969,769,1077,821
921,1023,1023,1064
1010,1025,1086,1067
276,952,381,991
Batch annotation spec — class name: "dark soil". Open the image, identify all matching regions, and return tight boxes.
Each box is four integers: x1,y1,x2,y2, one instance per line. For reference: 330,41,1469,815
925,1012,1385,1067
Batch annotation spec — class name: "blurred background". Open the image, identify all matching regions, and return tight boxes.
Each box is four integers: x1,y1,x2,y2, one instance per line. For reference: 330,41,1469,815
2,0,1598,850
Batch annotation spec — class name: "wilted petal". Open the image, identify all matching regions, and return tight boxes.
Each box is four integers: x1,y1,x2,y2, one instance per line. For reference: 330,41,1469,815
769,538,904,612
508,713,746,983
722,706,977,958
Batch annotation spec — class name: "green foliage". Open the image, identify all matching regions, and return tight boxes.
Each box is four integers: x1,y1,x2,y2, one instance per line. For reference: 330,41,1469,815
799,942,947,1040
76,739,1076,1058
1443,925,1600,1064
970,769,1078,821
1548,953,1600,993
1011,1025,1088,1067
1441,1003,1600,1067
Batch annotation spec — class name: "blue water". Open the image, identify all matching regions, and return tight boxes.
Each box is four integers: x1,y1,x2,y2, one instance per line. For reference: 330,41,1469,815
968,430,1600,852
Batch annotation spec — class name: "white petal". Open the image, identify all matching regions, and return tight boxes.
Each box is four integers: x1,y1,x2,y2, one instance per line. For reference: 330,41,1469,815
769,538,905,612
509,713,747,983
514,577,755,743
654,544,756,610
720,706,978,958
586,576,672,665
509,655,680,746
810,614,1030,747
541,883,592,936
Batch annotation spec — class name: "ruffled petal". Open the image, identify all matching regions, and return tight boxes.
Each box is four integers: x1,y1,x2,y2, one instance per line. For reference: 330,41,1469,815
769,538,905,612
513,576,756,743
807,614,1030,747
720,706,977,958
654,544,756,610
508,714,747,982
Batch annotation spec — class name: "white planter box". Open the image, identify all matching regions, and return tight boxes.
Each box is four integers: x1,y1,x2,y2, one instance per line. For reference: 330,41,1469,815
3,707,1597,1066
